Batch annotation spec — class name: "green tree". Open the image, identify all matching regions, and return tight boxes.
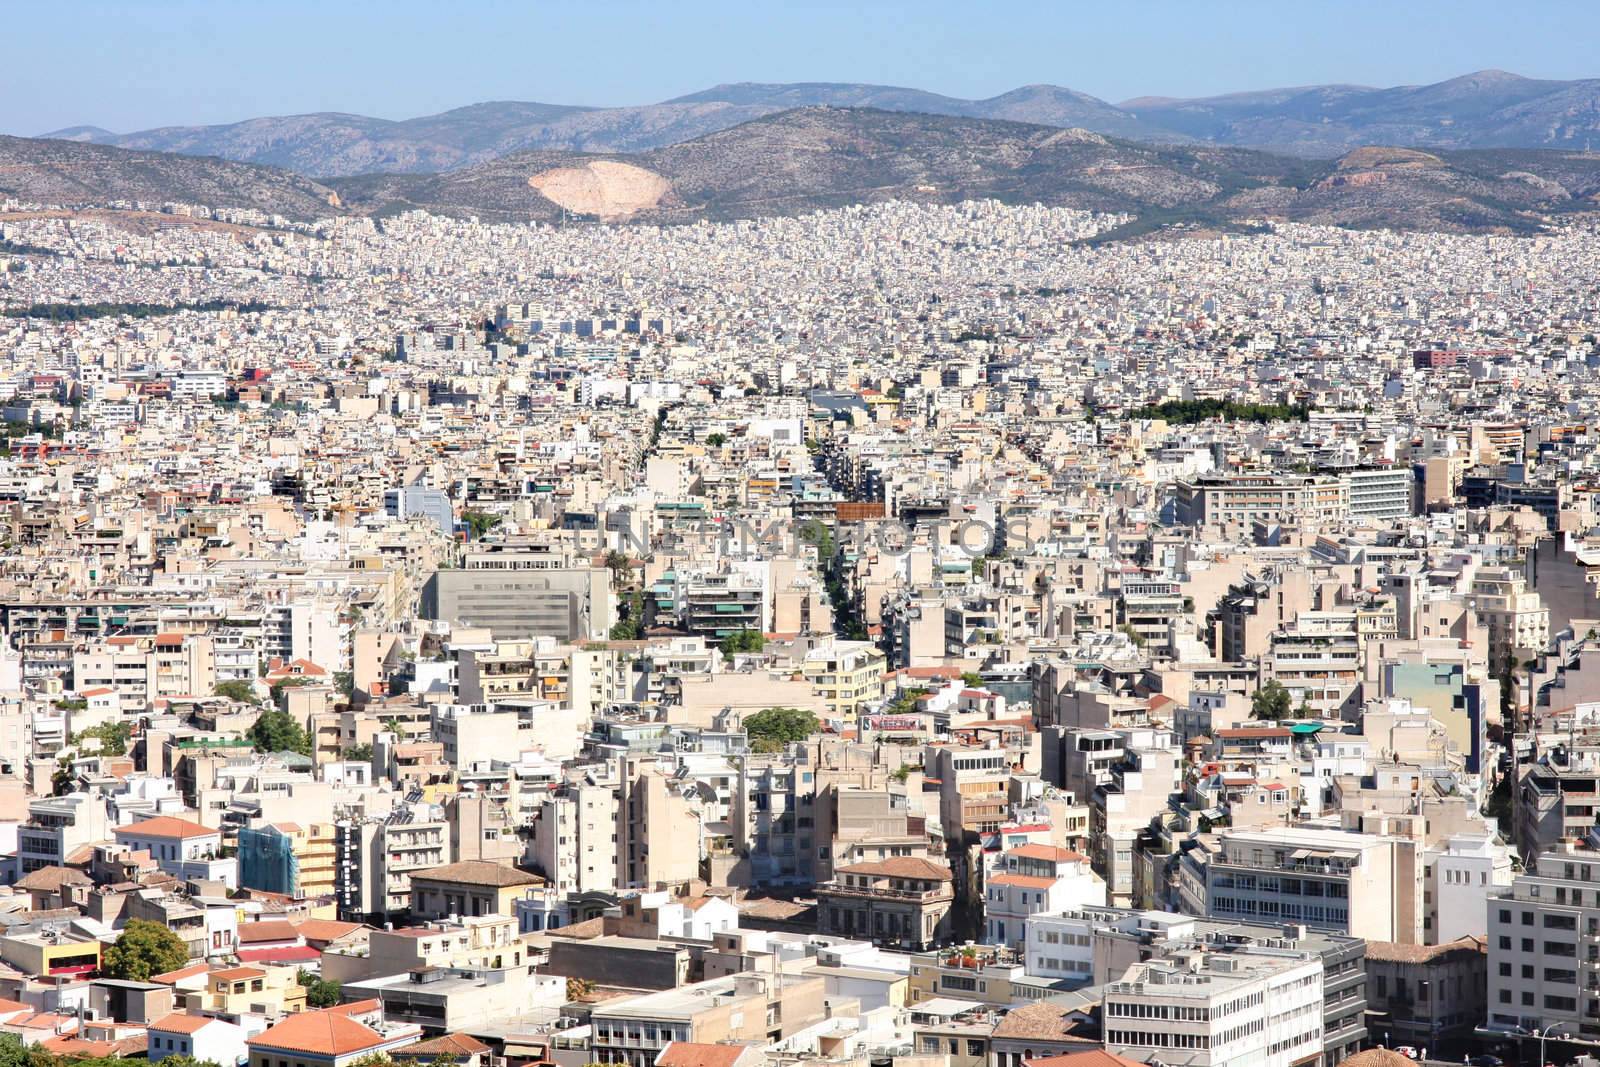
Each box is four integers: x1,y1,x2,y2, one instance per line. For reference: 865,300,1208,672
719,629,765,661
342,743,373,762
248,709,311,755
72,720,131,754
297,968,343,1008
704,432,727,448
1251,681,1293,721
103,919,189,981
610,588,644,640
0,1035,30,1067
744,706,820,753
960,672,984,688
332,671,354,699
460,511,502,540
50,765,74,797
213,680,261,705
603,550,631,588
156,1057,223,1067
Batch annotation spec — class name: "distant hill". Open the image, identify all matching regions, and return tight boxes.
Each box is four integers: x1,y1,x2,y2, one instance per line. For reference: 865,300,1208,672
1124,70,1600,155
328,107,1600,235
38,70,1600,178
0,135,343,219
8,109,1600,238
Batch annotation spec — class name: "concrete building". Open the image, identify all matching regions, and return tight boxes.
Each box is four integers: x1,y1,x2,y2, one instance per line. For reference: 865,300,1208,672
409,860,544,920
1181,827,1424,944
984,845,1106,951
816,857,955,951
1486,842,1600,1039
588,972,826,1067
1365,936,1488,1051
1102,948,1325,1067
422,563,614,641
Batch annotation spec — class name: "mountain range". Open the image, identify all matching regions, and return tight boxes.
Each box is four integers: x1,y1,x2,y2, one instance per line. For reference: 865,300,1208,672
10,107,1599,239
323,109,1600,235
37,71,1600,178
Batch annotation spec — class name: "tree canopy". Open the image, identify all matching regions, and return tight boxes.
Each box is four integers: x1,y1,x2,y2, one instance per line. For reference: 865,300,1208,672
1251,680,1294,721
460,511,502,540
213,679,261,705
744,706,820,753
71,720,131,755
719,629,765,660
297,969,343,1008
103,919,189,981
1128,398,1310,424
248,709,312,755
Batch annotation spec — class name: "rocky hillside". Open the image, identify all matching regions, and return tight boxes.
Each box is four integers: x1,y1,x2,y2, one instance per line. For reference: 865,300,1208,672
329,107,1600,235
9,109,1600,238
0,135,343,219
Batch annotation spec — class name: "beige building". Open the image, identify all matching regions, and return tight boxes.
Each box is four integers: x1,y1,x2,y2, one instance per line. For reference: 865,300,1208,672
1471,565,1549,664
589,972,827,1067
816,857,955,951
409,860,544,919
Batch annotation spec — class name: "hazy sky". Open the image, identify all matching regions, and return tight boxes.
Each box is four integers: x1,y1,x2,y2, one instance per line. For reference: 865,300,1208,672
7,0,1599,134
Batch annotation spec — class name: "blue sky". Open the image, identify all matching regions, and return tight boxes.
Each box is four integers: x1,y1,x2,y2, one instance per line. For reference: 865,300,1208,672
6,0,1599,134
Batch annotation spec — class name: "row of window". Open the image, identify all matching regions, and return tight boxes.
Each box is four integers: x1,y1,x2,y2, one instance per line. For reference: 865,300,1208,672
1106,1001,1210,1021
1107,1030,1212,1049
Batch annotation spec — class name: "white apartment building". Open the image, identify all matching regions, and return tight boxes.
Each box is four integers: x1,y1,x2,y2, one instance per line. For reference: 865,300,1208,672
1027,906,1195,984
1486,842,1600,1039
1471,566,1550,665
19,793,111,873
1104,949,1324,1067
1181,827,1424,944
1427,832,1514,945
983,844,1106,951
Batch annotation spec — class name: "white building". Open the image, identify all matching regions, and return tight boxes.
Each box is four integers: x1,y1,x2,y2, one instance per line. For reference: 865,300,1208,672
984,845,1106,951
148,1012,253,1067
1181,827,1424,944
1426,832,1514,945
1486,841,1600,1036
1103,948,1324,1067
1026,906,1195,985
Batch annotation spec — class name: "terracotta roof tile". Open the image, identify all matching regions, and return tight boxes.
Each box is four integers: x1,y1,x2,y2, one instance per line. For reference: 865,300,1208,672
247,1010,388,1057
656,1043,747,1067
113,816,218,840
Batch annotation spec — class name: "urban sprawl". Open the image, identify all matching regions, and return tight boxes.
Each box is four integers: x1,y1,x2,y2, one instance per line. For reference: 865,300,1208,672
0,194,1594,1067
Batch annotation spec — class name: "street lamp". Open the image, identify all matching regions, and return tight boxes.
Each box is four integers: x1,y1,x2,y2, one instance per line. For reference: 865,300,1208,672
1531,1023,1568,1067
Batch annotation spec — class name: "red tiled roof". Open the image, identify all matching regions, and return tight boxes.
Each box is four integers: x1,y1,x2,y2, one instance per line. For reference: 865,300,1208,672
150,1013,220,1035
402,1033,491,1057
247,1009,388,1056
236,920,301,944
1007,844,1088,863
988,874,1057,890
150,962,210,985
113,816,218,840
656,1043,747,1067
834,857,952,880
238,946,321,963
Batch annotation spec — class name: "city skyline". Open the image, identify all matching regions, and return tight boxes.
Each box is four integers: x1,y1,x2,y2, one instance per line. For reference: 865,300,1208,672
7,0,1600,134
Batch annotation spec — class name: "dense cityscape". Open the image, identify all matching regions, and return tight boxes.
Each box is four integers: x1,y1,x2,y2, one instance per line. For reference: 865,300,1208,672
3,38,1600,1067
